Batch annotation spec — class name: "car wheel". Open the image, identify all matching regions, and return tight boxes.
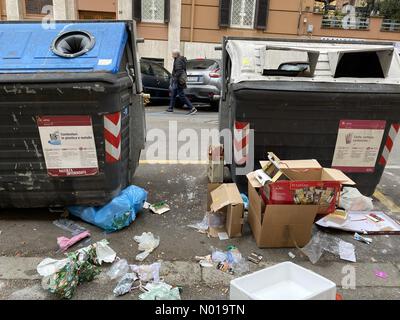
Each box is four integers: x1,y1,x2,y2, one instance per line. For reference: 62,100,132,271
211,101,220,111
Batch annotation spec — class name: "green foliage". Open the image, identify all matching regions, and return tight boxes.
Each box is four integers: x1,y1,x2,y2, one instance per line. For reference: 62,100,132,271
380,0,400,21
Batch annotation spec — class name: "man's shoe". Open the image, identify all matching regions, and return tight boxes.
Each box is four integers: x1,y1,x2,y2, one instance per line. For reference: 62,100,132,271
166,109,174,113
187,108,198,115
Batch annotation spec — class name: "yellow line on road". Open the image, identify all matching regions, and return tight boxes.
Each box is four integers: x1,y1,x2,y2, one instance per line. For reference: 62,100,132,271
374,190,400,213
139,160,208,165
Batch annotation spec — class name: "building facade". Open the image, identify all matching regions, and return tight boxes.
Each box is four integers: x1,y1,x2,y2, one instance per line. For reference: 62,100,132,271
2,0,400,68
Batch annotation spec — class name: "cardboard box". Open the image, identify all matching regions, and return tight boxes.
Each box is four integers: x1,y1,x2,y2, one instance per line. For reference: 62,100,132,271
208,183,244,238
207,145,224,183
257,159,355,214
247,175,319,248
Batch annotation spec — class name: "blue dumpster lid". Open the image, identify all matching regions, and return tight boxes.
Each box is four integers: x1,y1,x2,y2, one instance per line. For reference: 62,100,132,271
0,22,128,74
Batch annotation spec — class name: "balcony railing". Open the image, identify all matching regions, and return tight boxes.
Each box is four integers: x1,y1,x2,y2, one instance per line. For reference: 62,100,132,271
381,19,400,32
321,15,370,30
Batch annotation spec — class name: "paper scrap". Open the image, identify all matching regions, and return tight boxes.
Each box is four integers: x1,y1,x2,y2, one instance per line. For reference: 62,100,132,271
339,241,356,263
149,202,170,215
288,252,296,259
218,232,229,241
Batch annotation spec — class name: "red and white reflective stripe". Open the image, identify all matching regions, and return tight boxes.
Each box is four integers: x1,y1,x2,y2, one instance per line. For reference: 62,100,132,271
104,112,122,163
234,121,250,166
379,123,400,166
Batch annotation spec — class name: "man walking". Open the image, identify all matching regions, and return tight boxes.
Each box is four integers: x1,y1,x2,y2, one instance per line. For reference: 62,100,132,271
167,49,197,115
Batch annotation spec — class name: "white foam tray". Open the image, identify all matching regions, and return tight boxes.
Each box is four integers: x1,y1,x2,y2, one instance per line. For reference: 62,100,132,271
230,262,336,300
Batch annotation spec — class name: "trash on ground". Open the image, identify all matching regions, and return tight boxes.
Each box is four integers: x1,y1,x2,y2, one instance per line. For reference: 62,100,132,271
134,232,160,261
230,262,337,300
143,202,151,210
107,258,130,280
113,273,139,297
288,252,296,259
241,193,249,210
53,219,87,236
211,246,249,276
339,187,374,211
248,252,263,264
139,282,181,300
188,214,209,234
374,270,388,280
37,240,116,299
68,185,147,233
354,233,373,245
149,201,170,215
57,230,91,252
301,232,356,264
130,263,161,283
218,232,229,241
316,211,400,234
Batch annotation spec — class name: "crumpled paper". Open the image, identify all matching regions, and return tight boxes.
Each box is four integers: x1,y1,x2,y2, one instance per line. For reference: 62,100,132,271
134,232,160,261
37,240,116,299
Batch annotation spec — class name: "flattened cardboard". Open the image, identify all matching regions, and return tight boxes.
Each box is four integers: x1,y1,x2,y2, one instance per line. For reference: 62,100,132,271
210,184,243,212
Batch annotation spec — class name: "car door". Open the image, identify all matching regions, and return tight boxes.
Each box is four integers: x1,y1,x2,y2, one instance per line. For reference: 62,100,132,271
150,63,171,99
141,61,158,97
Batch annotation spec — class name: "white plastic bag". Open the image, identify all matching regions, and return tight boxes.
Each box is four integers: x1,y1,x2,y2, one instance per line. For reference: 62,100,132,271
339,187,374,211
107,258,129,280
134,232,160,262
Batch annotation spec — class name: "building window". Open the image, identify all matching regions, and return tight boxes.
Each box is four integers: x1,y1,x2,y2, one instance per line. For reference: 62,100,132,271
24,0,53,16
142,0,165,23
230,0,257,29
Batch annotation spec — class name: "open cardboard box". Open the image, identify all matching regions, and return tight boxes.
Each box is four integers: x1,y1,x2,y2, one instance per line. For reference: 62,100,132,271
207,183,244,238
246,158,355,248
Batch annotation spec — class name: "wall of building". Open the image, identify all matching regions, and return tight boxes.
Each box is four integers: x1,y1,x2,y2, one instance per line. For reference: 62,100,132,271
1,0,6,20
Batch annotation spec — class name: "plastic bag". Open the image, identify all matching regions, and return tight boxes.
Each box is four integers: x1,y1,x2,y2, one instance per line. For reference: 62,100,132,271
53,219,87,236
68,186,148,233
113,273,138,297
211,248,228,263
139,282,181,301
241,193,249,210
187,214,209,232
134,232,160,262
107,259,129,280
339,187,374,211
130,263,161,283
232,258,250,275
227,246,242,264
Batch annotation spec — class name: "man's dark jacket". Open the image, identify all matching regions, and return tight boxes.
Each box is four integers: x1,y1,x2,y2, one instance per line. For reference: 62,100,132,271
172,56,188,88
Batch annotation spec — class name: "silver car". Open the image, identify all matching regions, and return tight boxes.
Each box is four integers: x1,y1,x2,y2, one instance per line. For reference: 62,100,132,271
184,59,222,109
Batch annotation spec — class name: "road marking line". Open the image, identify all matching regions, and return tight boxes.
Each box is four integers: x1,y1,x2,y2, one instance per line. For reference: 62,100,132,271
374,190,400,213
140,160,208,165
386,165,400,169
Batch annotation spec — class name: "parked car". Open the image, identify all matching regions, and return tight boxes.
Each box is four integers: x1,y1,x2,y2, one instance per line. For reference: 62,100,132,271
184,58,222,109
141,59,171,104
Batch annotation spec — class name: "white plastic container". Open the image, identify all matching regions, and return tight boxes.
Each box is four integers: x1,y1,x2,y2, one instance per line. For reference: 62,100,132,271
230,262,336,300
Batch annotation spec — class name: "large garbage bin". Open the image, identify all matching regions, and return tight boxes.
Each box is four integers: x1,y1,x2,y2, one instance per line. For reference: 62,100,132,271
0,21,145,208
220,37,400,196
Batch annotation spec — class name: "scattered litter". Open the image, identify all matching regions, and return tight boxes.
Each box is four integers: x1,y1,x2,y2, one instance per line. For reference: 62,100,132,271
217,261,234,274
188,214,209,234
130,263,161,283
218,232,229,241
288,252,296,259
107,258,129,280
211,248,228,263
241,193,249,210
149,201,170,215
371,257,378,263
53,219,87,236
139,282,181,300
354,233,372,245
113,273,139,297
68,185,147,233
301,232,356,264
339,187,374,211
211,246,249,275
374,270,388,280
316,211,400,234
195,255,214,268
57,231,91,252
143,202,151,210
37,240,116,299
96,240,117,264
248,252,263,264
134,232,160,261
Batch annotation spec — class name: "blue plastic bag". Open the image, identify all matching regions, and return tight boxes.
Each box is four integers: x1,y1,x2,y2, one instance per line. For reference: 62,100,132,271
68,186,148,233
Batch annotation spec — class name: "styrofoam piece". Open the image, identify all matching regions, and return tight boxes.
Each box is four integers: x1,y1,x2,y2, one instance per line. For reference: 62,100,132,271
230,262,336,300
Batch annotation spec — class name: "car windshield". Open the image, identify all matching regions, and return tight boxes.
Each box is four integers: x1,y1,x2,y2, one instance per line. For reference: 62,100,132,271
187,59,218,70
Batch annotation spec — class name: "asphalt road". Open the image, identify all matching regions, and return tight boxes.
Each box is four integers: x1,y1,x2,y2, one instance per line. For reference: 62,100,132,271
0,106,399,300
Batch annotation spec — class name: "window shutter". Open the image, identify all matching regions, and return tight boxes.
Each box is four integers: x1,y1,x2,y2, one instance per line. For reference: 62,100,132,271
164,0,170,23
255,0,270,30
133,0,142,22
219,0,231,28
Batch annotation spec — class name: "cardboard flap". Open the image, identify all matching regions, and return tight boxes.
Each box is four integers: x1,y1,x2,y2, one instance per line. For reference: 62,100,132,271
279,159,321,169
280,168,322,181
247,171,263,188
210,184,243,212
322,168,356,185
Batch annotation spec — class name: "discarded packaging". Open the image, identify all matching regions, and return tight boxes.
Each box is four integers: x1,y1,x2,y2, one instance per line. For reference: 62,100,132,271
57,231,91,252
248,253,263,264
288,252,296,259
218,232,230,241
68,185,148,233
37,240,116,299
374,270,388,280
130,263,161,283
301,232,356,264
107,259,129,280
187,214,209,234
230,262,337,300
113,273,139,297
139,282,181,300
354,233,372,245
149,201,170,215
134,232,160,261
53,219,87,236
316,211,400,234
339,187,374,211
